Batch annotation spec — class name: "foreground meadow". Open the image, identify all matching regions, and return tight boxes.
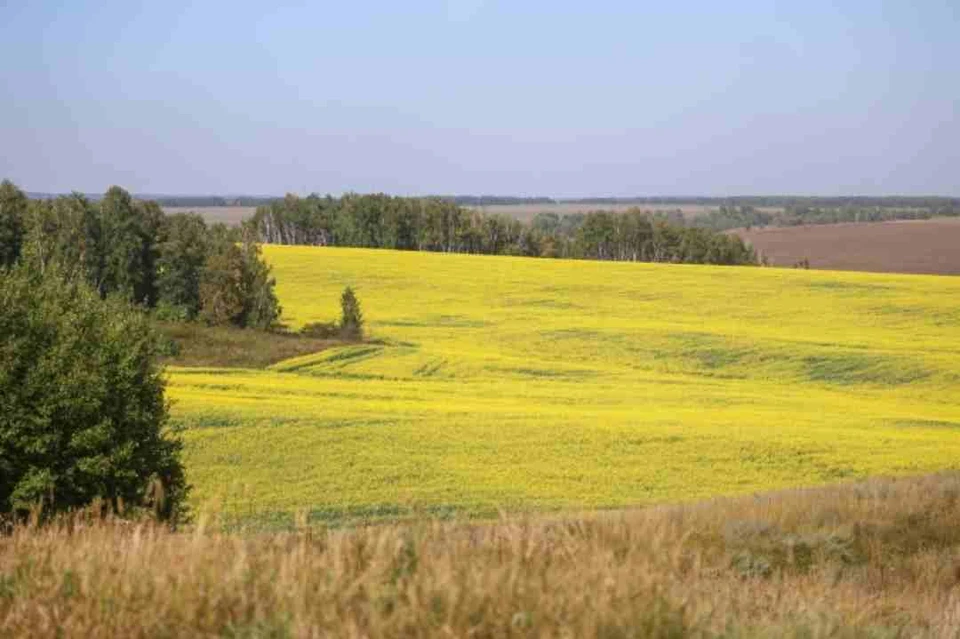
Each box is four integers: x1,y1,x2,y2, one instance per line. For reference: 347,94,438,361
3,474,960,637
169,247,960,523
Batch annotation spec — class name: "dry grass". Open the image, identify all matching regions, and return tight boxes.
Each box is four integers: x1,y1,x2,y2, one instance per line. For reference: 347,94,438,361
3,473,960,637
157,322,336,369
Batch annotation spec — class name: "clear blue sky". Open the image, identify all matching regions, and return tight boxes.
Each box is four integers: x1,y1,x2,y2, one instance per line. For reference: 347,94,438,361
1,1,957,196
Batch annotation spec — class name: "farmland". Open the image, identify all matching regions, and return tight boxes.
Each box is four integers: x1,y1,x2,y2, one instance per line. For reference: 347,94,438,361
734,217,960,275
161,205,255,226
167,247,960,525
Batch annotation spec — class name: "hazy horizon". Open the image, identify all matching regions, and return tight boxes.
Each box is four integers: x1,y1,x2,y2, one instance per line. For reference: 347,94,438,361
2,1,958,197
17,190,960,201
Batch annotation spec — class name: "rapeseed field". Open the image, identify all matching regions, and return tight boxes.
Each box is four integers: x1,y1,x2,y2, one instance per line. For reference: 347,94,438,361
169,247,960,523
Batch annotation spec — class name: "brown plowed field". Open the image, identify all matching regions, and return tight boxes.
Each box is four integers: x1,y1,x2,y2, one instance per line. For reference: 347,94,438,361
732,218,960,275
162,206,256,226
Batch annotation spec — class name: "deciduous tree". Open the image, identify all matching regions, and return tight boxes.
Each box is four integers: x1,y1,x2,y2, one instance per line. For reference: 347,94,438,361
0,265,187,520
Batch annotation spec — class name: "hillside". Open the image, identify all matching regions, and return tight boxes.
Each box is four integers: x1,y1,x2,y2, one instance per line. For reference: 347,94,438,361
169,247,960,524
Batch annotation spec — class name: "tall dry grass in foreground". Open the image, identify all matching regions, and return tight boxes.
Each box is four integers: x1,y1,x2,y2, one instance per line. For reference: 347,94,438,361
3,474,960,638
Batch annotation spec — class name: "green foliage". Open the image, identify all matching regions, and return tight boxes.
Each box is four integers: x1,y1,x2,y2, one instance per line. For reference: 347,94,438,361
339,286,364,341
20,186,161,306
0,181,282,332
99,186,162,305
198,231,245,327
239,236,282,329
0,180,28,268
247,193,758,265
0,265,187,520
157,213,210,319
21,194,103,284
199,227,281,329
247,194,960,260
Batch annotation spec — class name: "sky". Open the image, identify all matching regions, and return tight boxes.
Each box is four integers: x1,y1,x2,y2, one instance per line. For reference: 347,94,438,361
1,0,958,197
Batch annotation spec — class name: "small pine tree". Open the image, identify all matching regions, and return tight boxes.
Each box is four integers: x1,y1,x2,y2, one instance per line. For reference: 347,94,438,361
339,286,364,341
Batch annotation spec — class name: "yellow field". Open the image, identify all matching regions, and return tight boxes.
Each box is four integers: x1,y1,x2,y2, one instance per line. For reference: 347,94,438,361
168,247,960,523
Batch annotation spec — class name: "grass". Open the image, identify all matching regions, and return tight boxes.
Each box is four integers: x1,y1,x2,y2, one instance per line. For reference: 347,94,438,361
3,473,960,637
166,247,960,520
157,322,336,368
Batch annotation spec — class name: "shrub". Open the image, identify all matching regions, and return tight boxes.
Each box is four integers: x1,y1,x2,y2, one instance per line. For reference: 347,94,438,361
300,321,340,339
339,286,364,341
0,265,187,521
153,300,192,323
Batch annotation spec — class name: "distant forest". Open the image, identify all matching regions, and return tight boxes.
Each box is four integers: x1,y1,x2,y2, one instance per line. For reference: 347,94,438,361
558,196,960,209
669,203,960,232
19,189,960,264
28,193,277,208
28,192,960,212
246,194,758,265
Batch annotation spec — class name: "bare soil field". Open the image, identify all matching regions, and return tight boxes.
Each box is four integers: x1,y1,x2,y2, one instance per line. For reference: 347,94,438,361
732,217,960,275
162,206,256,226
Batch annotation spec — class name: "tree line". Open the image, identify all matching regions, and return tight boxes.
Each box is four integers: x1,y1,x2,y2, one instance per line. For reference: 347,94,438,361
0,180,280,328
27,191,960,211
27,192,277,208
560,195,960,210
246,194,758,265
686,204,960,233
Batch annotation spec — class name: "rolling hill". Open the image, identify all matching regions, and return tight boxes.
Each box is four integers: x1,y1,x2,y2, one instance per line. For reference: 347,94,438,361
168,247,960,524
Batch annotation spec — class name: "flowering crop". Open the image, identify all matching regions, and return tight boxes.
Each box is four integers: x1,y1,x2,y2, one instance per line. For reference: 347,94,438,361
169,247,960,522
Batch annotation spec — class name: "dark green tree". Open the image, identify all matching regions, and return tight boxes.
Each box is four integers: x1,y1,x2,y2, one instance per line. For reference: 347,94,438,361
339,286,364,341
0,265,187,520
198,226,281,329
238,234,281,329
198,227,246,327
99,186,161,305
0,180,28,268
577,212,617,260
21,194,102,282
157,213,210,319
